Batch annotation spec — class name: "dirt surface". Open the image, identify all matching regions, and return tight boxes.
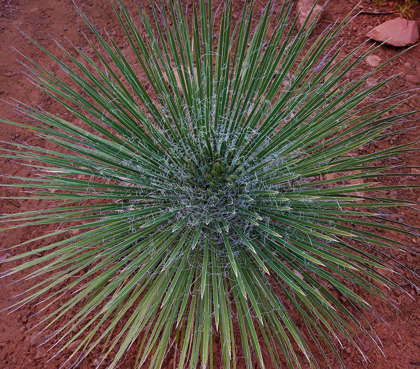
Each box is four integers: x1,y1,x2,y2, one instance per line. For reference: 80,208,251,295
0,0,420,368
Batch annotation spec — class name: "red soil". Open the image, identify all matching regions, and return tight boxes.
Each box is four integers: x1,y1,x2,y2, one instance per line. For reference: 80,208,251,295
0,1,419,368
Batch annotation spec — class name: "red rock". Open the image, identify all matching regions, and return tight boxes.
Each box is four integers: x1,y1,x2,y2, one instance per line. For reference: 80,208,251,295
66,339,82,351
345,346,352,354
296,0,323,30
34,347,47,359
365,54,381,67
366,18,419,47
406,74,420,84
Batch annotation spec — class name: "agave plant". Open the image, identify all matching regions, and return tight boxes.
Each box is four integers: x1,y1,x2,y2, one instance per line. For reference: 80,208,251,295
1,0,418,368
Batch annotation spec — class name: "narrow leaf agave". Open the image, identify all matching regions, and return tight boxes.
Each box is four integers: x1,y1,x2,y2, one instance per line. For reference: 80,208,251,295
1,1,418,368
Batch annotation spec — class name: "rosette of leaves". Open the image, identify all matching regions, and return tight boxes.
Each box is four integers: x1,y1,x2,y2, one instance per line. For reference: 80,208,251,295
1,1,418,368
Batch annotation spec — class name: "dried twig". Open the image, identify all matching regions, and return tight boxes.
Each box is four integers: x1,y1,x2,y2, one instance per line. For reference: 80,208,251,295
358,10,395,15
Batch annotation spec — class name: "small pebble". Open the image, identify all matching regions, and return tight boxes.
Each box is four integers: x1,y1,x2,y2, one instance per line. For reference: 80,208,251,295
406,74,420,84
345,347,352,354
35,347,47,359
67,340,82,351
366,54,381,67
